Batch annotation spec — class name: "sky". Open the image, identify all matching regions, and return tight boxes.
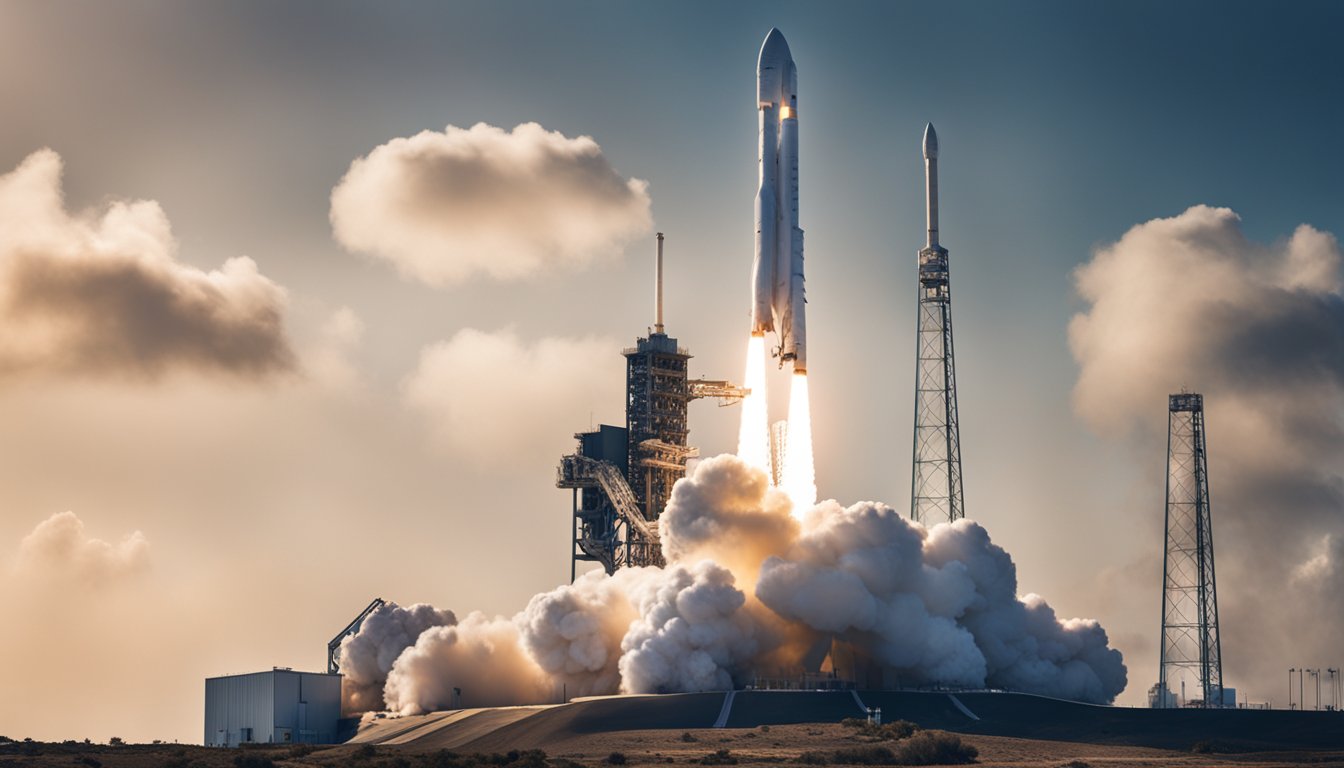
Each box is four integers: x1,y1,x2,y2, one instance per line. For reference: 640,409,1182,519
2,0,1343,744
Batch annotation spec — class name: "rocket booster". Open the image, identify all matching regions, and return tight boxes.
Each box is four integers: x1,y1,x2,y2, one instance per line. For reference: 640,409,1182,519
751,28,806,373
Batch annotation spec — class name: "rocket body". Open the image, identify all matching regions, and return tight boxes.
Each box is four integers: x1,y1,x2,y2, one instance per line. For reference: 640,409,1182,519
751,28,806,373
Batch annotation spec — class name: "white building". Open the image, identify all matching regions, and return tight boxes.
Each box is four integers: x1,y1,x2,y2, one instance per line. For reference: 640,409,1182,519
204,668,342,746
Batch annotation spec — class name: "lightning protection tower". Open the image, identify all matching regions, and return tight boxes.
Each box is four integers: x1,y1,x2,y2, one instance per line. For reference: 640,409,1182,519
910,123,965,525
1158,392,1225,708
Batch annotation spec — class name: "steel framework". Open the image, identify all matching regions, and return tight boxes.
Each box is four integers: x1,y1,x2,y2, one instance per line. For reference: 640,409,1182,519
1159,392,1225,708
910,240,964,525
557,332,746,578
326,597,385,674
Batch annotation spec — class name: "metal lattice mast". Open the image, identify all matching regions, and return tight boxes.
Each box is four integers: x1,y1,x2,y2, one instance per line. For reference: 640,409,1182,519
910,123,965,525
1158,392,1224,708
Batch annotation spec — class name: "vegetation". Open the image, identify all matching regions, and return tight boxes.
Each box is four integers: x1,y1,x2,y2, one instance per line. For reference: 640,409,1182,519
232,754,276,768
679,732,698,743
696,750,737,766
798,731,977,766
421,749,549,768
839,719,922,742
603,753,627,766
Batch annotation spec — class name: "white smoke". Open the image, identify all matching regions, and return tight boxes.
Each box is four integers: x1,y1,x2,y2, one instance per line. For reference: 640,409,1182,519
336,601,457,713
383,613,554,714
372,454,1126,712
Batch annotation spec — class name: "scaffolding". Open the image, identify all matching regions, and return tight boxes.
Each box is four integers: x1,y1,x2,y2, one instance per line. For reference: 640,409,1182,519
557,235,745,579
1157,392,1225,708
558,337,746,578
910,239,965,525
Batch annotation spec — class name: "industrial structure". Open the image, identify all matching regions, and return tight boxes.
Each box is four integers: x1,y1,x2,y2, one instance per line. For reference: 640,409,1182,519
910,123,966,525
558,234,745,578
1155,392,1227,708
204,668,342,746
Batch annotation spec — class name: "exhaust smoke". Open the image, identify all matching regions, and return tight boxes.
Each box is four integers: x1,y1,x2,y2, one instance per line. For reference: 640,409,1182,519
344,455,1126,714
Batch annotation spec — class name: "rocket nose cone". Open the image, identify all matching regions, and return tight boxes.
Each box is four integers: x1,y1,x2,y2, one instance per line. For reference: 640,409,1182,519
923,123,939,159
758,27,793,68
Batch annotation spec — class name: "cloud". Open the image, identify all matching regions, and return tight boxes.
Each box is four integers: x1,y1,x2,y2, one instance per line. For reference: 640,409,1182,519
330,122,652,286
0,150,295,379
1068,205,1344,703
402,328,623,467
16,511,149,584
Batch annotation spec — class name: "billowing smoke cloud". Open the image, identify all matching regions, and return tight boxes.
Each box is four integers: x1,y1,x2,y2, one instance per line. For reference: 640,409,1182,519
337,601,457,713
330,122,652,286
1069,205,1344,704
373,454,1125,713
0,150,294,379
384,613,554,714
17,511,149,584
402,328,622,468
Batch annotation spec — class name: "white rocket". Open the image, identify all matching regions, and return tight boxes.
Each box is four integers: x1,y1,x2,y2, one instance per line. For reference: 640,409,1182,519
751,28,806,374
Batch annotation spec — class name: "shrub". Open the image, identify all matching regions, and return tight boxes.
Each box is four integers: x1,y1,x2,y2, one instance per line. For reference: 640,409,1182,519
891,732,977,765
78,757,102,768
830,746,896,765
109,738,125,746
1057,762,1092,768
697,750,737,766
758,725,770,734
353,744,378,761
233,755,276,768
289,743,316,758
604,753,627,766
797,752,829,766
163,755,190,768
679,733,698,743
841,719,921,742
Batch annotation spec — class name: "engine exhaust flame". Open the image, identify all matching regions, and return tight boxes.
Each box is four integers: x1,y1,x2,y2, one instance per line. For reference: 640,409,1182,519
736,334,772,479
781,371,816,515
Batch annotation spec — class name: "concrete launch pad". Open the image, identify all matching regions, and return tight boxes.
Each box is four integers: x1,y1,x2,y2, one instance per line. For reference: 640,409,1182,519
349,690,1344,753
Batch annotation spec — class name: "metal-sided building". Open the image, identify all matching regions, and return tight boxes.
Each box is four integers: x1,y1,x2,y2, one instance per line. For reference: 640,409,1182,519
204,668,342,746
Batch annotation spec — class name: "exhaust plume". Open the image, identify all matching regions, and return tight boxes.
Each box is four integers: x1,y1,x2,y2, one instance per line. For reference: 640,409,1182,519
372,455,1125,712
780,372,817,514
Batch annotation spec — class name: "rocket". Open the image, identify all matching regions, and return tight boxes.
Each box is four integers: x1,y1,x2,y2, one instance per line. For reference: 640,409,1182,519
751,28,806,374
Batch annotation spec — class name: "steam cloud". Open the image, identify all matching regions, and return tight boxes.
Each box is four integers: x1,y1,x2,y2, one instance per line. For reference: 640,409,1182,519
403,328,622,468
330,122,652,286
17,511,149,584
1069,205,1344,704
0,150,294,379
341,455,1125,714
337,601,458,712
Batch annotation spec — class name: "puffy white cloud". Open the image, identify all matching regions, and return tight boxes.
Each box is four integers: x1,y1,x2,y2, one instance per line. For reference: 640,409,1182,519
330,122,652,286
0,150,294,379
402,328,623,468
17,511,149,584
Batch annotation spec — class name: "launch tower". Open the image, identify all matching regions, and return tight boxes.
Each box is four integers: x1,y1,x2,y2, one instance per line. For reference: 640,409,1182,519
910,123,965,525
558,234,745,578
1157,392,1225,708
